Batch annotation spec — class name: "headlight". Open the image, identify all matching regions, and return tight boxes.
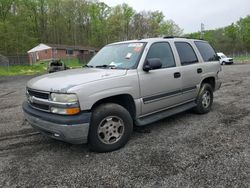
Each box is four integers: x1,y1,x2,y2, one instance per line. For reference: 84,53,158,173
50,93,80,115
50,93,78,103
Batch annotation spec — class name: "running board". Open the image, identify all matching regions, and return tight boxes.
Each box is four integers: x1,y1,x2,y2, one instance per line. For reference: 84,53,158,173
135,101,196,126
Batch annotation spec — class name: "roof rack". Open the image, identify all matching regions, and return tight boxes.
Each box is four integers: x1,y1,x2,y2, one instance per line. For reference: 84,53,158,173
163,36,189,39
163,36,176,39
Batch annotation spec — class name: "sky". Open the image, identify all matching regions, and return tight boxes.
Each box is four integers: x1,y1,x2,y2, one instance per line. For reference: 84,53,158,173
101,0,250,33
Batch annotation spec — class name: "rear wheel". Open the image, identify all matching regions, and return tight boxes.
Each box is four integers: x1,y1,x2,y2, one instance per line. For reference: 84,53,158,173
88,103,133,152
194,83,213,114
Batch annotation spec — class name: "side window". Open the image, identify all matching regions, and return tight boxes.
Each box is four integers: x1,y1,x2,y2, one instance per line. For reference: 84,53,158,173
175,42,198,65
195,41,217,62
146,42,176,68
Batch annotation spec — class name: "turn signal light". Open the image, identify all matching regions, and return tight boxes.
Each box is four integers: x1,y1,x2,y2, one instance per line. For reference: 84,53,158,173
66,107,80,115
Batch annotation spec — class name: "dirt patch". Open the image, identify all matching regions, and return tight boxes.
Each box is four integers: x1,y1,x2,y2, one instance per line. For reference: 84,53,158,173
219,105,250,125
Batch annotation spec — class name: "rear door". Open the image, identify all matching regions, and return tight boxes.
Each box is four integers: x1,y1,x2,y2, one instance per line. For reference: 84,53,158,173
138,42,183,115
194,40,221,81
174,42,202,101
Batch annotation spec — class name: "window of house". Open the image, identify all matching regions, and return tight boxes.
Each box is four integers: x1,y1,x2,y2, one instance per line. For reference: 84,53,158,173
146,42,176,68
194,41,217,62
66,49,74,55
175,42,198,65
84,50,89,55
52,48,57,54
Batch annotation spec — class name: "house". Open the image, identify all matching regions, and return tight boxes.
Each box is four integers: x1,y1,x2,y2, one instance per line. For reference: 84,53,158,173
27,43,98,64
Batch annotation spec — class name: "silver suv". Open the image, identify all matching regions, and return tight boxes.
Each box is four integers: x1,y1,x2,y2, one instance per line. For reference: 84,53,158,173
23,37,222,152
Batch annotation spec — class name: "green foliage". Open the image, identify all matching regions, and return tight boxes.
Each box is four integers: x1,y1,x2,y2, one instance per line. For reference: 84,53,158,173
63,59,83,68
234,55,250,62
0,58,82,76
0,0,183,56
1,0,249,65
237,16,250,50
0,63,46,76
186,16,250,54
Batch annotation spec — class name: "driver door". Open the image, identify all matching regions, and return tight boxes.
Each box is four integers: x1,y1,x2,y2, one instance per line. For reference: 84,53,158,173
138,42,183,115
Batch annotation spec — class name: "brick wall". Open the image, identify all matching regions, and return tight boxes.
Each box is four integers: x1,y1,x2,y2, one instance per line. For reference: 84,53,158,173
52,49,79,59
38,48,53,60
28,48,90,64
28,49,53,64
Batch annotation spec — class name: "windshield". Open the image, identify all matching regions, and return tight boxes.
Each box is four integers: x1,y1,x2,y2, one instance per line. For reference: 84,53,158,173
87,42,145,69
218,53,227,58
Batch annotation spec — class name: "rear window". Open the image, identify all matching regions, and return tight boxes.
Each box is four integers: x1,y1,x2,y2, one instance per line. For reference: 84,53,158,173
195,41,217,62
175,42,198,65
51,61,62,66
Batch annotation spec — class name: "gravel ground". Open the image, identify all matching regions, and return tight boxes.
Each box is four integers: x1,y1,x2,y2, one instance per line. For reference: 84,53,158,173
0,64,250,187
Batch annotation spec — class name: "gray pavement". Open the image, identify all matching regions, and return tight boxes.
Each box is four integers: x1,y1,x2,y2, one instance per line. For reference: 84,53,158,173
0,64,250,187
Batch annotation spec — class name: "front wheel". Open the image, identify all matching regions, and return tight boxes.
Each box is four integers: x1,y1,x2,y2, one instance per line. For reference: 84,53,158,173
88,103,133,152
193,83,213,114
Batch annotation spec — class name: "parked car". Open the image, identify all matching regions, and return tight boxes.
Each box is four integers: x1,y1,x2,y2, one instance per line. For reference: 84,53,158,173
47,59,68,73
217,52,234,65
23,37,222,152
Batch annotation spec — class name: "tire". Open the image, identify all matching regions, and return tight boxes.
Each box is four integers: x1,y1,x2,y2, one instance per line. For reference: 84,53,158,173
88,103,133,152
221,61,225,65
193,83,213,114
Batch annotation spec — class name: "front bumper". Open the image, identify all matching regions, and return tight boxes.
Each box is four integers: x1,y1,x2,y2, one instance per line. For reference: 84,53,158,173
22,101,91,144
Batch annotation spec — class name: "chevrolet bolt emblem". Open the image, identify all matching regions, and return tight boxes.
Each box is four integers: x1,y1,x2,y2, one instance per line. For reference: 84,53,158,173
29,95,34,103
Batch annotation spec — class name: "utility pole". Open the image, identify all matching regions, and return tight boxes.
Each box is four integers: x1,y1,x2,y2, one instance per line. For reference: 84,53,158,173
200,23,205,39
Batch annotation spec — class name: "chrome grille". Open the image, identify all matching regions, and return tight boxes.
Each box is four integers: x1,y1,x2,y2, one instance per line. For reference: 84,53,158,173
27,89,50,112
30,102,50,111
27,89,49,99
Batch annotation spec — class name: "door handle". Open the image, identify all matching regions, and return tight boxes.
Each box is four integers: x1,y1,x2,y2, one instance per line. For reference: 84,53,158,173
174,72,181,78
197,68,202,74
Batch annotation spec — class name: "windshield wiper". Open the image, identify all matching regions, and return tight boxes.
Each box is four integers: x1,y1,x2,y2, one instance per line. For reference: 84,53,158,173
95,64,116,69
85,64,93,68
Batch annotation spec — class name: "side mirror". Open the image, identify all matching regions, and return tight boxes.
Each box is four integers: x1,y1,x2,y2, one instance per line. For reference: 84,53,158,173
143,58,162,72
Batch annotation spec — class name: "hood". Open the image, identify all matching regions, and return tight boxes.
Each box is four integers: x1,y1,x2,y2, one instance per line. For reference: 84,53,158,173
27,68,127,92
221,57,232,61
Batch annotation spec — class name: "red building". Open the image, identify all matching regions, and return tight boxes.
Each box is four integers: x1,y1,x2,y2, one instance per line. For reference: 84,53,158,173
27,43,98,64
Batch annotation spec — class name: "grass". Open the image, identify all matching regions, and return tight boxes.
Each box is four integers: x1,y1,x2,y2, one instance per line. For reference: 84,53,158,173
0,58,85,76
233,55,250,62
63,59,84,68
0,64,47,76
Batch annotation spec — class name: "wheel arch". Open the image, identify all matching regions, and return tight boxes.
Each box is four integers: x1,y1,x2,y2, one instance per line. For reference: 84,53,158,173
91,94,136,120
200,77,215,91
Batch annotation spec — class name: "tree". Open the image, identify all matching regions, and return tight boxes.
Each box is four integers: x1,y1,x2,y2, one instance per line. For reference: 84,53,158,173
159,20,183,36
185,15,250,54
121,3,135,40
0,0,15,21
237,16,250,51
0,0,184,55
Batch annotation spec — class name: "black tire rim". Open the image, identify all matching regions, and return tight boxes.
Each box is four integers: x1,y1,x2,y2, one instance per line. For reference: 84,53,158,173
97,116,125,144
